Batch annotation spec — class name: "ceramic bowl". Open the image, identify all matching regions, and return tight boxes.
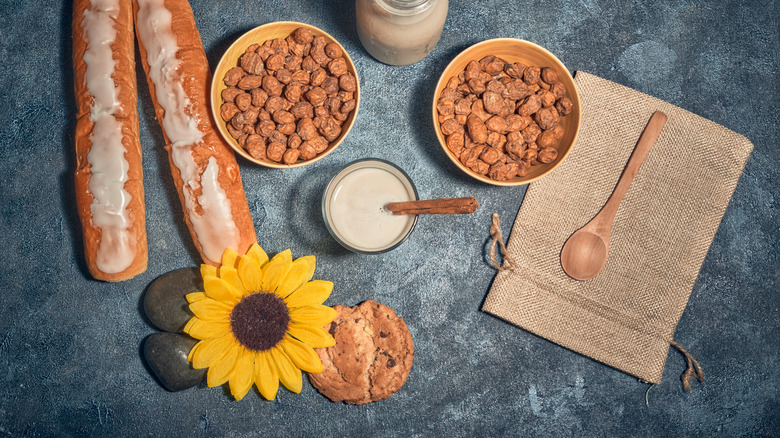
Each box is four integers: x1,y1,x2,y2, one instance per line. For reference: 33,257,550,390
432,38,581,186
211,21,359,168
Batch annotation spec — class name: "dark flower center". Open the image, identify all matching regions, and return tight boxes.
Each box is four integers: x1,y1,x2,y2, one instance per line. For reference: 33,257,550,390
230,292,290,351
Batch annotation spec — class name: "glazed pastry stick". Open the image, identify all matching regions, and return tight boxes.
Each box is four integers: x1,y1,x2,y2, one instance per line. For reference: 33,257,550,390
133,0,257,265
73,0,148,281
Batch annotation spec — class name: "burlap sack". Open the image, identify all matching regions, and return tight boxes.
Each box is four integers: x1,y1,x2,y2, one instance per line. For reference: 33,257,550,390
482,71,753,386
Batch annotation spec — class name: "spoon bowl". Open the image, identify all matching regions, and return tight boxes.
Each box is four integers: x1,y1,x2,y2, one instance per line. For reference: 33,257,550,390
560,230,608,280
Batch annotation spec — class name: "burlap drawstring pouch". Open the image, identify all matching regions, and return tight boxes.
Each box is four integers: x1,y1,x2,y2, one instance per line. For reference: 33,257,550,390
483,71,753,389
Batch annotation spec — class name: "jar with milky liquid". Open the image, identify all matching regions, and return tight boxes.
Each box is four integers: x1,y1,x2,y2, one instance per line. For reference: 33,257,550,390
356,0,448,65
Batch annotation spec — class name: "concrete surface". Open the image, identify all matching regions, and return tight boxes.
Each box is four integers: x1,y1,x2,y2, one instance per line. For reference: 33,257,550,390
0,0,777,436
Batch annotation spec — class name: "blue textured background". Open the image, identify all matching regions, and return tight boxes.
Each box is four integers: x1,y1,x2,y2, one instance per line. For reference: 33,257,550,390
1,0,778,436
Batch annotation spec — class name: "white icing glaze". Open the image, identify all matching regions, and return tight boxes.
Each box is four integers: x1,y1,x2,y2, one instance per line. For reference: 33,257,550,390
136,0,240,262
82,0,136,273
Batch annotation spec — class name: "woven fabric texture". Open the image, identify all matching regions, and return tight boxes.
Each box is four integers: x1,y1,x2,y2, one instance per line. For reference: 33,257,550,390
482,71,753,383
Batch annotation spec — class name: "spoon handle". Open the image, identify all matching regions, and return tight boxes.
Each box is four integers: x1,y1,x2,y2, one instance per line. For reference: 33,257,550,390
596,111,668,229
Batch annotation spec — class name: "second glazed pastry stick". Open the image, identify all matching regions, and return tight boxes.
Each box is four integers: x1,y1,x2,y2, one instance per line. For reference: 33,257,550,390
133,0,257,265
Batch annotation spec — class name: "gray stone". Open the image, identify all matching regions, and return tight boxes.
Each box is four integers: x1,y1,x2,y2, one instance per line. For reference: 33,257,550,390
144,267,201,333
143,332,205,392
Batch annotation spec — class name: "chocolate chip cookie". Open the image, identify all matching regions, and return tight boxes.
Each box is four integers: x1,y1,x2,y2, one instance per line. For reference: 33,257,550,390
308,300,414,404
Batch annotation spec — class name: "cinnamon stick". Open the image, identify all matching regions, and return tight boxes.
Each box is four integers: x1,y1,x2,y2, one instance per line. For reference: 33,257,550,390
385,197,478,215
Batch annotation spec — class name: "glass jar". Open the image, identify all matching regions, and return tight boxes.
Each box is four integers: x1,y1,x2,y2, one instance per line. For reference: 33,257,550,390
356,0,448,66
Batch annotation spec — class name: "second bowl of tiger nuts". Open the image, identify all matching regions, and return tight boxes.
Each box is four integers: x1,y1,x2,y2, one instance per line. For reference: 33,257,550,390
212,22,360,168
433,38,581,186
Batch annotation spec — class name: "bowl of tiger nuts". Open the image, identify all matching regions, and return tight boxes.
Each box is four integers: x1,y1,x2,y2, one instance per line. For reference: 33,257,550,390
433,39,581,185
212,22,359,168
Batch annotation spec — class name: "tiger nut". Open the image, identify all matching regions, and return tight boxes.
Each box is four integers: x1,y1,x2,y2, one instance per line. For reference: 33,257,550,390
440,118,462,136
480,147,503,165
272,110,295,125
319,117,342,142
237,75,263,90
460,146,481,168
466,115,488,144
537,147,558,164
265,53,286,71
283,148,300,164
310,136,329,153
470,159,490,176
293,27,314,45
224,67,245,86
239,52,264,75
324,42,343,59
555,97,573,116
523,67,540,85
446,132,465,155
327,58,348,76
222,87,242,103
537,129,558,149
322,76,340,95
541,67,560,84
306,87,328,106
517,94,541,116
262,75,283,96
266,141,286,162
485,116,509,134
234,93,251,112
290,101,314,119
341,99,356,114
339,74,357,92
220,102,240,122
297,118,318,141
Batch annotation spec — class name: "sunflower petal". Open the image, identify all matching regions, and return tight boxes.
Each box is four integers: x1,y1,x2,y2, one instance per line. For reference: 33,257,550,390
219,267,248,295
201,264,218,279
289,305,337,327
187,340,203,362
203,276,242,303
184,318,232,339
283,280,333,308
186,292,207,303
271,346,303,393
229,351,255,401
287,323,335,348
247,244,269,268
237,254,262,293
206,343,242,388
188,297,232,322
280,336,322,373
254,350,279,400
191,334,236,369
221,248,241,270
275,255,316,298
261,249,293,295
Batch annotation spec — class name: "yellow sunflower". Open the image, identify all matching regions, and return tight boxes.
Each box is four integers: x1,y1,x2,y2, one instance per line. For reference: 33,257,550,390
183,244,336,401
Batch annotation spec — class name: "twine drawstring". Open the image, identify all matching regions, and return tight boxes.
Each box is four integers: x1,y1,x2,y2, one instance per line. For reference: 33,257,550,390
489,213,516,271
645,383,656,407
671,340,704,392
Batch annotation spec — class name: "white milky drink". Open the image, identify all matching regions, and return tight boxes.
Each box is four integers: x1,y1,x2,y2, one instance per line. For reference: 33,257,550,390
323,160,418,253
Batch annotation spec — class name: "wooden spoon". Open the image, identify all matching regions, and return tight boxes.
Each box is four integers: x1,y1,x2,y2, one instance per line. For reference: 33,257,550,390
560,111,668,280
